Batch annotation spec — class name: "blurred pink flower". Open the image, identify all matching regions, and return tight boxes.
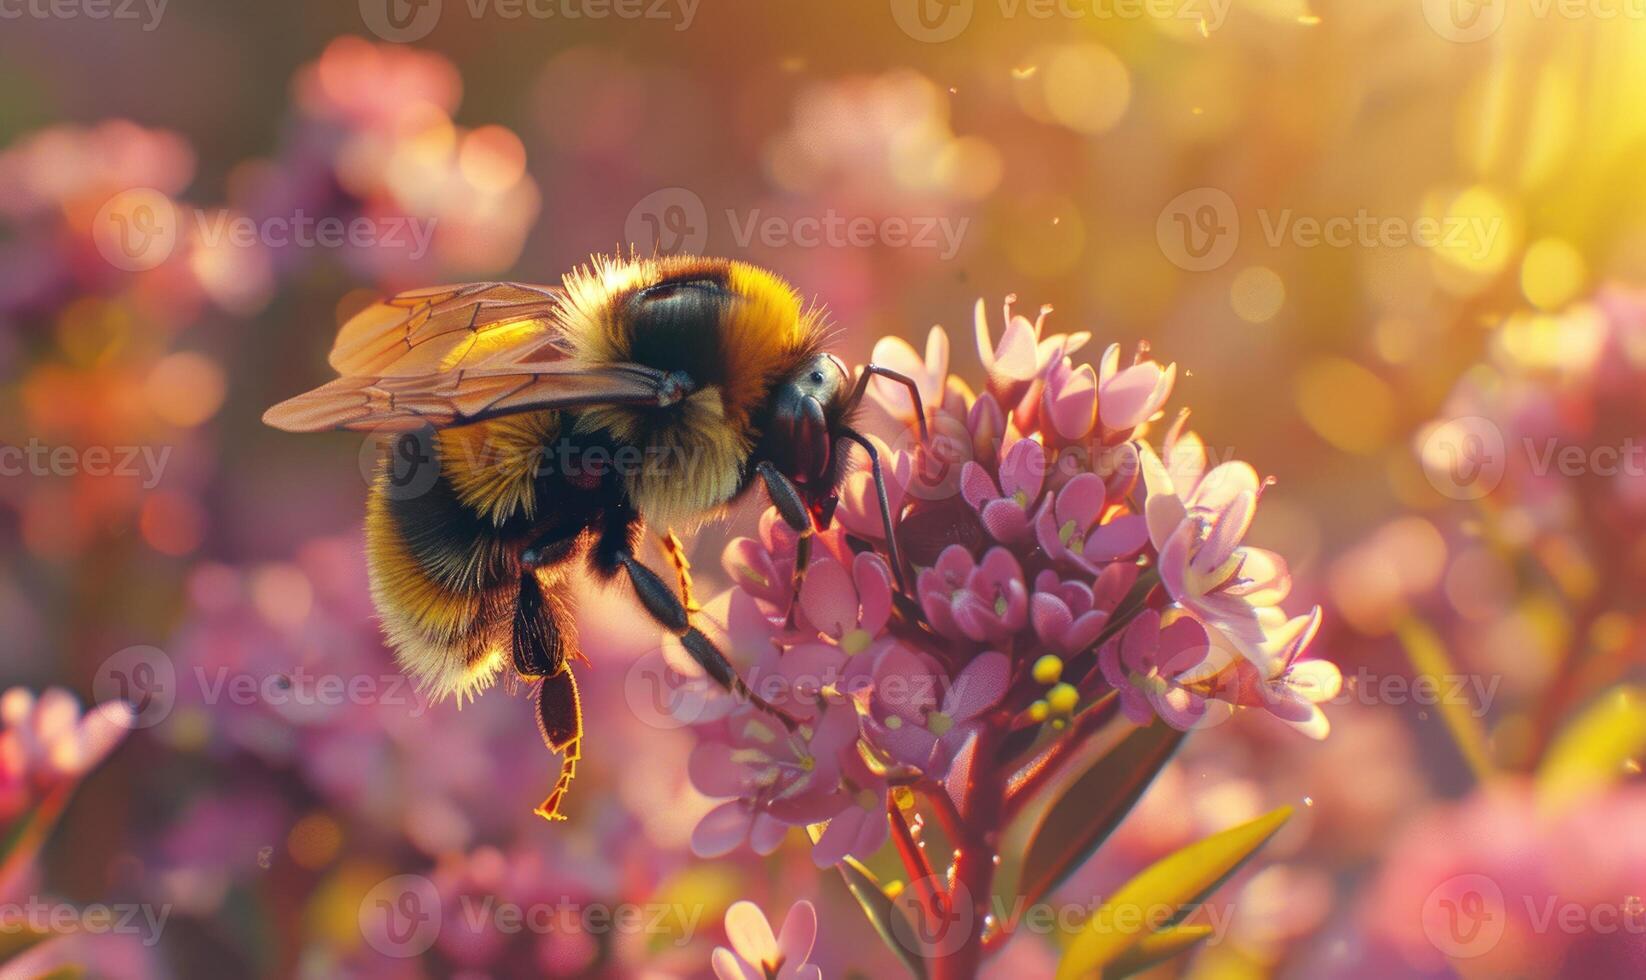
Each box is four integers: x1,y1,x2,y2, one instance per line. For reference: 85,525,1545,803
713,899,822,980
0,687,132,820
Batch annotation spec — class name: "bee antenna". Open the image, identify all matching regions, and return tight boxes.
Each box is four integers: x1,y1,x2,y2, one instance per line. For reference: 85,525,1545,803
846,364,929,443
838,427,908,595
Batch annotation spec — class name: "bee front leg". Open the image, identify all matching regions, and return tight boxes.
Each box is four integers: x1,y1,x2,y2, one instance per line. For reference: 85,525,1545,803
755,461,814,619
614,547,798,731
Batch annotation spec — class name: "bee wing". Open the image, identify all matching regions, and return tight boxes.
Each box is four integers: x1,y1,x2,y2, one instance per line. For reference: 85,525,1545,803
264,281,690,433
327,281,567,377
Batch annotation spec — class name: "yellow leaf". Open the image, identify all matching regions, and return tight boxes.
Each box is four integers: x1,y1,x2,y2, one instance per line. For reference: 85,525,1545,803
1056,806,1293,980
1537,686,1646,812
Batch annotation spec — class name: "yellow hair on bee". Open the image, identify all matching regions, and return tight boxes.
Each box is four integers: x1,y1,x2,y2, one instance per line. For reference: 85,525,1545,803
553,254,827,528
436,411,560,527
577,387,745,530
365,469,504,703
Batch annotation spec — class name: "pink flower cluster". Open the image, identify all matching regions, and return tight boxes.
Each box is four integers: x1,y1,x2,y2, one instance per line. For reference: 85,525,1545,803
685,298,1337,867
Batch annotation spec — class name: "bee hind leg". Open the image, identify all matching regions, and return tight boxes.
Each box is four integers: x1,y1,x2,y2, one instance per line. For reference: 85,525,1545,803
533,667,582,822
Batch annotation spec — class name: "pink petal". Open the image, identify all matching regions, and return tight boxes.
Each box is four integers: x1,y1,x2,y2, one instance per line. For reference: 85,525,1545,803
777,902,819,967
1192,491,1256,577
998,439,1046,501
1083,514,1150,562
1063,611,1108,653
869,335,929,419
1033,497,1065,559
1100,363,1167,430
1120,609,1162,674
988,313,1040,384
1047,362,1098,441
692,802,754,858
1225,548,1291,606
1030,593,1074,647
725,900,780,967
1098,642,1127,689
1284,659,1342,704
750,813,791,855
724,538,782,600
799,558,857,639
1190,461,1260,513
1151,686,1207,731
1055,473,1106,531
960,461,999,510
852,553,894,636
943,728,980,810
811,806,868,867
979,499,1032,544
944,651,1010,721
712,948,762,980
949,591,994,643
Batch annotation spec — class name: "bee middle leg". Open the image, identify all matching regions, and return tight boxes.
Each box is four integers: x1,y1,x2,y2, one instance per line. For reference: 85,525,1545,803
595,510,797,730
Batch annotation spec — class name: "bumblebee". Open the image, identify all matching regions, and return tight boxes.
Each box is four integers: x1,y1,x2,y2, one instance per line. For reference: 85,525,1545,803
264,255,923,820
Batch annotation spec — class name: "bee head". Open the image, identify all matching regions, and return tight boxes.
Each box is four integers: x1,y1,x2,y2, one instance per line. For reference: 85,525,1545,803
760,352,853,500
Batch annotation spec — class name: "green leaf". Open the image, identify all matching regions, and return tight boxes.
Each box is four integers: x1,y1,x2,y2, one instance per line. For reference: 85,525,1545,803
1537,686,1646,810
1055,806,1293,980
808,823,926,980
1103,924,1215,978
1014,721,1185,910
1395,615,1496,783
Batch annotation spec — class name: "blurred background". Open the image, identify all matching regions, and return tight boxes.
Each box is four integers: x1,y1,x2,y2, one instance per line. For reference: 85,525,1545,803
3,0,1646,976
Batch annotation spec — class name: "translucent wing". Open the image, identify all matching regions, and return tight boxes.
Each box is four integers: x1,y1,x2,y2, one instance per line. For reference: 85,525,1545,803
264,281,691,433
